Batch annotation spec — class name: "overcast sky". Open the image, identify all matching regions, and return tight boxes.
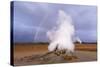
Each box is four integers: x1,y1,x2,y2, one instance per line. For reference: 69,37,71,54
12,1,97,43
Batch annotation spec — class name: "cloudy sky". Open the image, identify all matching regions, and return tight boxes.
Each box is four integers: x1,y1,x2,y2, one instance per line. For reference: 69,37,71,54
11,1,97,43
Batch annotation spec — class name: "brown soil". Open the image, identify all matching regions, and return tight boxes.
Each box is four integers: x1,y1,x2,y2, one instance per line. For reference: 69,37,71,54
13,43,97,66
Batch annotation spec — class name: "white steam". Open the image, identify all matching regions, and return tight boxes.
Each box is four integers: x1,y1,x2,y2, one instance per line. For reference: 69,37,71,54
47,10,81,54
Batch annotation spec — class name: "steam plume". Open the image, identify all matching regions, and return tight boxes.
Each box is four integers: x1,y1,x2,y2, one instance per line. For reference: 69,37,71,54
47,10,81,54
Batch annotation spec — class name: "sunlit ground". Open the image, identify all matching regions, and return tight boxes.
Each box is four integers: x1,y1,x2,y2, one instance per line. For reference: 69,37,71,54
13,43,97,66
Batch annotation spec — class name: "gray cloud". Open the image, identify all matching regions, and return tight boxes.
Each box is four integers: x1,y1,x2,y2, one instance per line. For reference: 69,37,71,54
12,1,97,43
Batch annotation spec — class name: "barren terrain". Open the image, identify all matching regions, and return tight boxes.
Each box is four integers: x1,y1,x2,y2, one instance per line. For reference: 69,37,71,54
13,43,97,66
